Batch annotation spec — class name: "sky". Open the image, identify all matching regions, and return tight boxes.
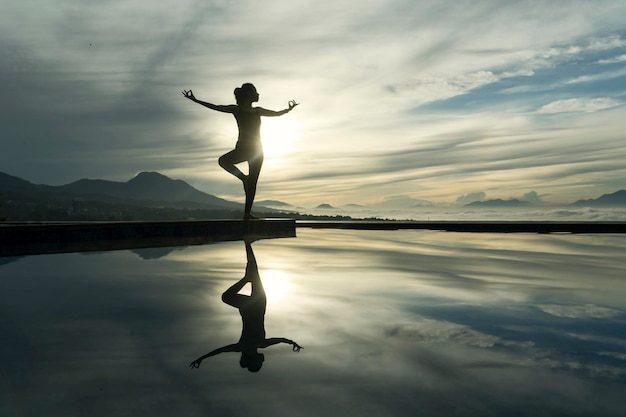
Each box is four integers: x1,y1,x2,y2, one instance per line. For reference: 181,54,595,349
2,0,626,208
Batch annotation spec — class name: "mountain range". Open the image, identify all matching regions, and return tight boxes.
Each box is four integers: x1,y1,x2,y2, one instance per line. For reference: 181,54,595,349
464,199,532,208
570,190,626,206
462,191,626,208
0,172,254,216
2,170,626,221
59,171,241,209
0,171,242,210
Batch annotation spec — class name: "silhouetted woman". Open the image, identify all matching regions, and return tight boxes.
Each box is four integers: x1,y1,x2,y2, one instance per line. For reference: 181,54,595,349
189,242,302,372
182,84,298,220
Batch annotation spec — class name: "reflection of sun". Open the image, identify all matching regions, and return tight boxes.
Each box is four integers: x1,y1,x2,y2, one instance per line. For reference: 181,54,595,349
261,117,299,159
262,269,291,302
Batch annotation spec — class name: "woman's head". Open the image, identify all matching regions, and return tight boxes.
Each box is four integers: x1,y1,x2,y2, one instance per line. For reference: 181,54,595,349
234,83,259,105
240,351,265,372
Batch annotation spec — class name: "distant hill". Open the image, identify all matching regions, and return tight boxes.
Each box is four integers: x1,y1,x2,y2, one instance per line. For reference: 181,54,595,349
0,171,61,194
58,171,240,209
464,199,532,208
316,203,335,209
571,190,626,206
1,171,359,221
0,170,243,211
0,172,38,191
256,199,293,207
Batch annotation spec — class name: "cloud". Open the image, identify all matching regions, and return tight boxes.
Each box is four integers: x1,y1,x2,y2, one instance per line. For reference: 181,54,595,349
2,1,626,206
564,66,626,85
386,70,501,103
597,54,626,64
373,195,435,208
537,97,622,114
517,191,546,205
456,192,486,205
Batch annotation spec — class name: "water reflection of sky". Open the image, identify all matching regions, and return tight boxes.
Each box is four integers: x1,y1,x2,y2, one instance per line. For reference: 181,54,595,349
1,230,625,416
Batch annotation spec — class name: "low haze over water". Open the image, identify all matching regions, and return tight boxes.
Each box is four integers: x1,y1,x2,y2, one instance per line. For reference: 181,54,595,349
1,229,625,416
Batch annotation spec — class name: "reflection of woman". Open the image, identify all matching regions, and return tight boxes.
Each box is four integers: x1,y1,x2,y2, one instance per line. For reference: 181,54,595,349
189,242,302,372
182,84,298,220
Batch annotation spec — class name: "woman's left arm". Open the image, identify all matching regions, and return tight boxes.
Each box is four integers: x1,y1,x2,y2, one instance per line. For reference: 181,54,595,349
258,100,299,117
261,338,303,351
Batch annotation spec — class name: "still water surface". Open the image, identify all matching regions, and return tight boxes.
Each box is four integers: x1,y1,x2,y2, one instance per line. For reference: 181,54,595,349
1,229,625,416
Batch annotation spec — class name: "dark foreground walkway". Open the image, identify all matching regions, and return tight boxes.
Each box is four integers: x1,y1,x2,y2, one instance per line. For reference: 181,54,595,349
297,220,626,234
0,219,295,257
3,219,624,257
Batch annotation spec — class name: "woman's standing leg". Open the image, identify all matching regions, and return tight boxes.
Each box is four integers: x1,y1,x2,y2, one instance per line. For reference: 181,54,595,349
244,153,264,219
245,241,265,304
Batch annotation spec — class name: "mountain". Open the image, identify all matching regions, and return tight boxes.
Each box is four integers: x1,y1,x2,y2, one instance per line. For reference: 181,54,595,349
58,171,240,209
0,170,243,212
316,203,335,209
0,171,75,200
0,172,38,191
464,199,532,208
571,190,626,206
256,199,293,208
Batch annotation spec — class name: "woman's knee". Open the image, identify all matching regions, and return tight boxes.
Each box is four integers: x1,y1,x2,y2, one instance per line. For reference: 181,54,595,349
222,291,237,306
218,154,230,168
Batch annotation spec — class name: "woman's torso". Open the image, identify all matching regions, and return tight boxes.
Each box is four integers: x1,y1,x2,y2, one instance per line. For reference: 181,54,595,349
238,295,266,346
234,107,261,145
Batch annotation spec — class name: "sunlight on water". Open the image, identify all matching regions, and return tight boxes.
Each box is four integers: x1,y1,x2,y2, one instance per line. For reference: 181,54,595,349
259,269,291,303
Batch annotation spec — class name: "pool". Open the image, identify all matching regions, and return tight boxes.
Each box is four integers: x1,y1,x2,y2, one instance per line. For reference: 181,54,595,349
1,229,625,416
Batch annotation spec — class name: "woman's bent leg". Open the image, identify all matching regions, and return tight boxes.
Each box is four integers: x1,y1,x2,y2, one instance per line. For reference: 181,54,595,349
219,149,247,183
222,276,250,308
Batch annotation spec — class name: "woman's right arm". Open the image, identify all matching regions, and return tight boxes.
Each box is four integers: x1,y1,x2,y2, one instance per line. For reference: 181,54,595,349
182,90,237,113
189,343,240,369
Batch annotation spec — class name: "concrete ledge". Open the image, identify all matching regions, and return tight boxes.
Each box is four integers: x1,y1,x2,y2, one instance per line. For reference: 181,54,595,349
0,219,295,257
297,220,626,234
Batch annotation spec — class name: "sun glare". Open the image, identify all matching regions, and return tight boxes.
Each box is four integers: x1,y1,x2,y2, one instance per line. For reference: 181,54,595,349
261,117,299,159
261,269,291,303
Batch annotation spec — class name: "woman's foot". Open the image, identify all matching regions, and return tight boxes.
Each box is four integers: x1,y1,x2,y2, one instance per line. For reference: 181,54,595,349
243,213,260,221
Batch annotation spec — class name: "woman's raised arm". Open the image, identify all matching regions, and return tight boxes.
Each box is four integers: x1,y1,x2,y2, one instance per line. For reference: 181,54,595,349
258,100,299,117
189,343,240,369
182,90,237,113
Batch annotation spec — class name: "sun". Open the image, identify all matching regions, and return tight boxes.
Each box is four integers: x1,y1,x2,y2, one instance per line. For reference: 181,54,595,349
261,117,299,159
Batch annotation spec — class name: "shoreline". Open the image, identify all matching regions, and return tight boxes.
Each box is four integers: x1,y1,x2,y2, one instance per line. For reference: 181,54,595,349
2,219,625,257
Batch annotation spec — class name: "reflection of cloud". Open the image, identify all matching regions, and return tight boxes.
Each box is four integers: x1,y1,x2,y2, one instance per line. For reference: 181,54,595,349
386,319,533,349
538,304,622,319
598,351,626,360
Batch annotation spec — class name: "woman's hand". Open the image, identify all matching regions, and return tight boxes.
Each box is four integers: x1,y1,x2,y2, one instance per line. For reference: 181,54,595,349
189,358,202,369
182,90,196,101
289,340,303,352
288,100,299,111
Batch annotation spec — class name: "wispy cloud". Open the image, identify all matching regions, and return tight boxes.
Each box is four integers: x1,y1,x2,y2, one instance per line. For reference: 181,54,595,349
537,97,622,114
597,54,626,64
1,0,626,206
